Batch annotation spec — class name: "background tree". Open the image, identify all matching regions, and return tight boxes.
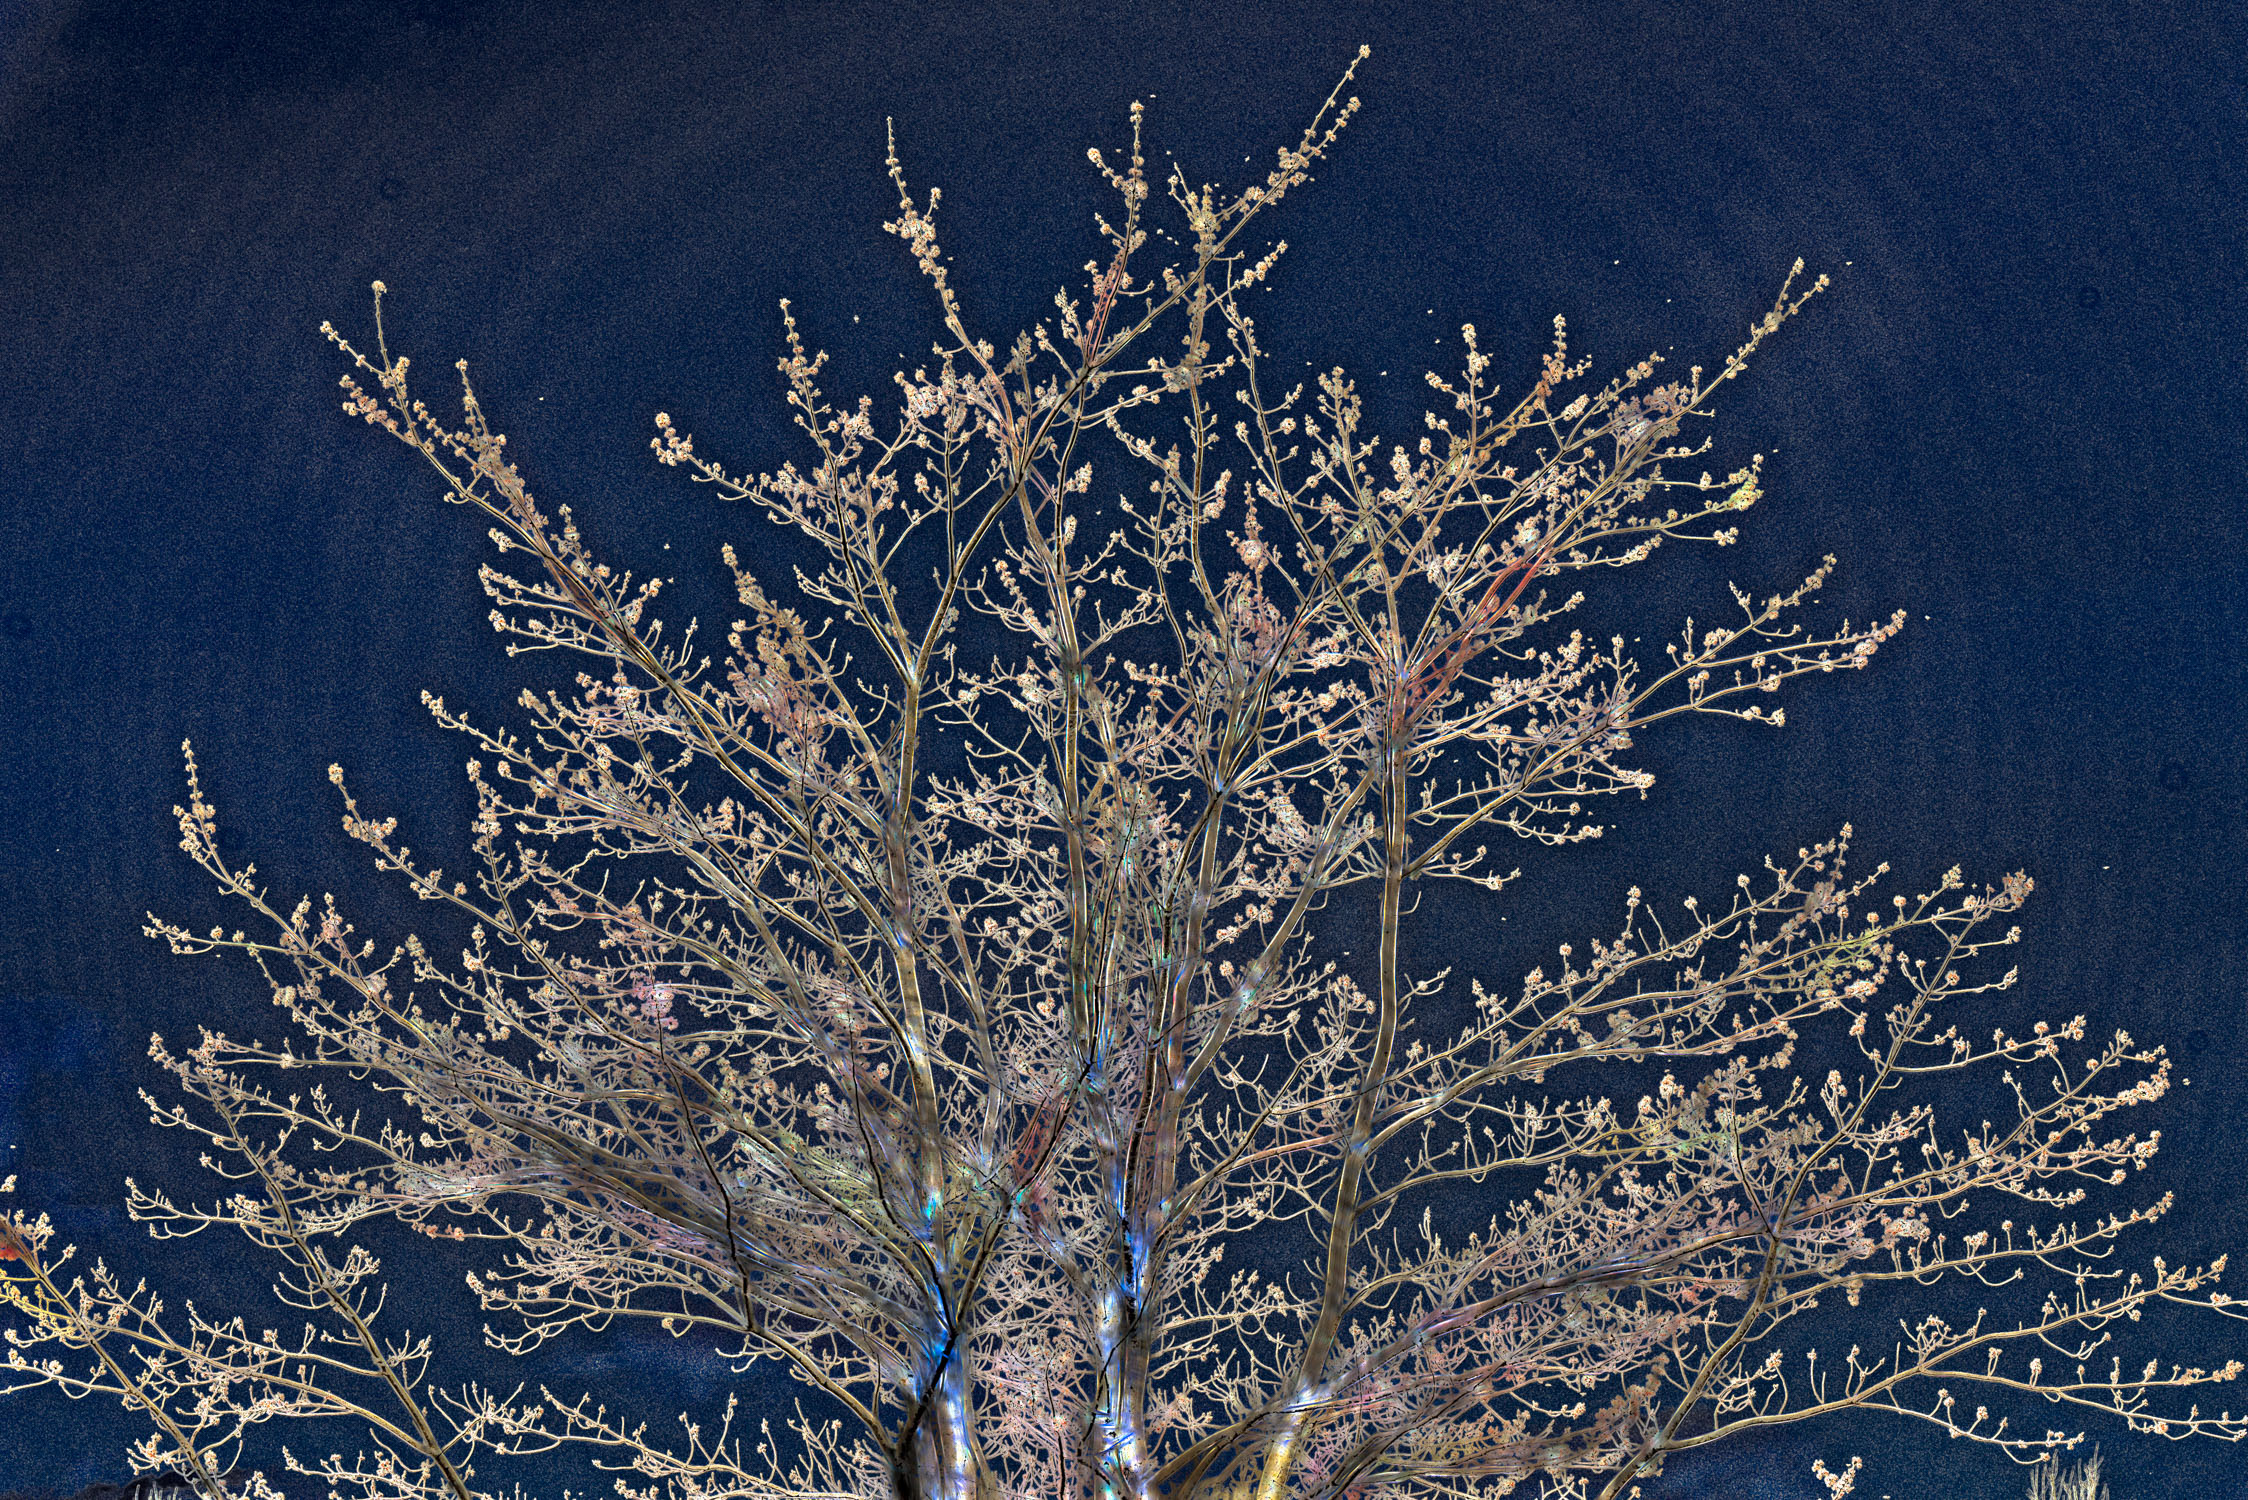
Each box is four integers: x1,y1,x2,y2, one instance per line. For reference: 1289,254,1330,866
4,52,2240,1500
2024,1446,2110,1500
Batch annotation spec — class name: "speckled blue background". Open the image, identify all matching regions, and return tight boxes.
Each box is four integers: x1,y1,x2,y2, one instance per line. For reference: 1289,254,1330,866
0,1,2239,1496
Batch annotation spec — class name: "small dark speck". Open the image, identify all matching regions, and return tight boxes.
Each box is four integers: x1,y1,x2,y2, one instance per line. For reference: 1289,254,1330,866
2185,1028,2210,1055
2158,761,2190,793
2076,285,2103,311
379,176,405,202
0,610,31,640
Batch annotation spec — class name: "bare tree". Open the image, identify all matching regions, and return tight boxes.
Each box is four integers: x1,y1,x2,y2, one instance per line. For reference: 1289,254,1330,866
4,48,2241,1500
2024,1446,2110,1500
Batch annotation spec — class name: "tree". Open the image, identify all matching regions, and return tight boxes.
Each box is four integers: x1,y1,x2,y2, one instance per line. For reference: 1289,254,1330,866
2024,1446,2110,1500
4,48,2240,1500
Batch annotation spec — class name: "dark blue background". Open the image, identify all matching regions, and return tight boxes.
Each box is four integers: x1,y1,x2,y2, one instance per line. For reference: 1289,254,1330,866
0,1,2240,1496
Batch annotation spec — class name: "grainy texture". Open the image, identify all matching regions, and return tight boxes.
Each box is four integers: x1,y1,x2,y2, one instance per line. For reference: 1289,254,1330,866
2,54,2238,1500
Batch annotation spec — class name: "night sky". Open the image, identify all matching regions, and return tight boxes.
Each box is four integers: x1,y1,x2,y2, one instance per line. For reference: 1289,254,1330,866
0,1,2241,1496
